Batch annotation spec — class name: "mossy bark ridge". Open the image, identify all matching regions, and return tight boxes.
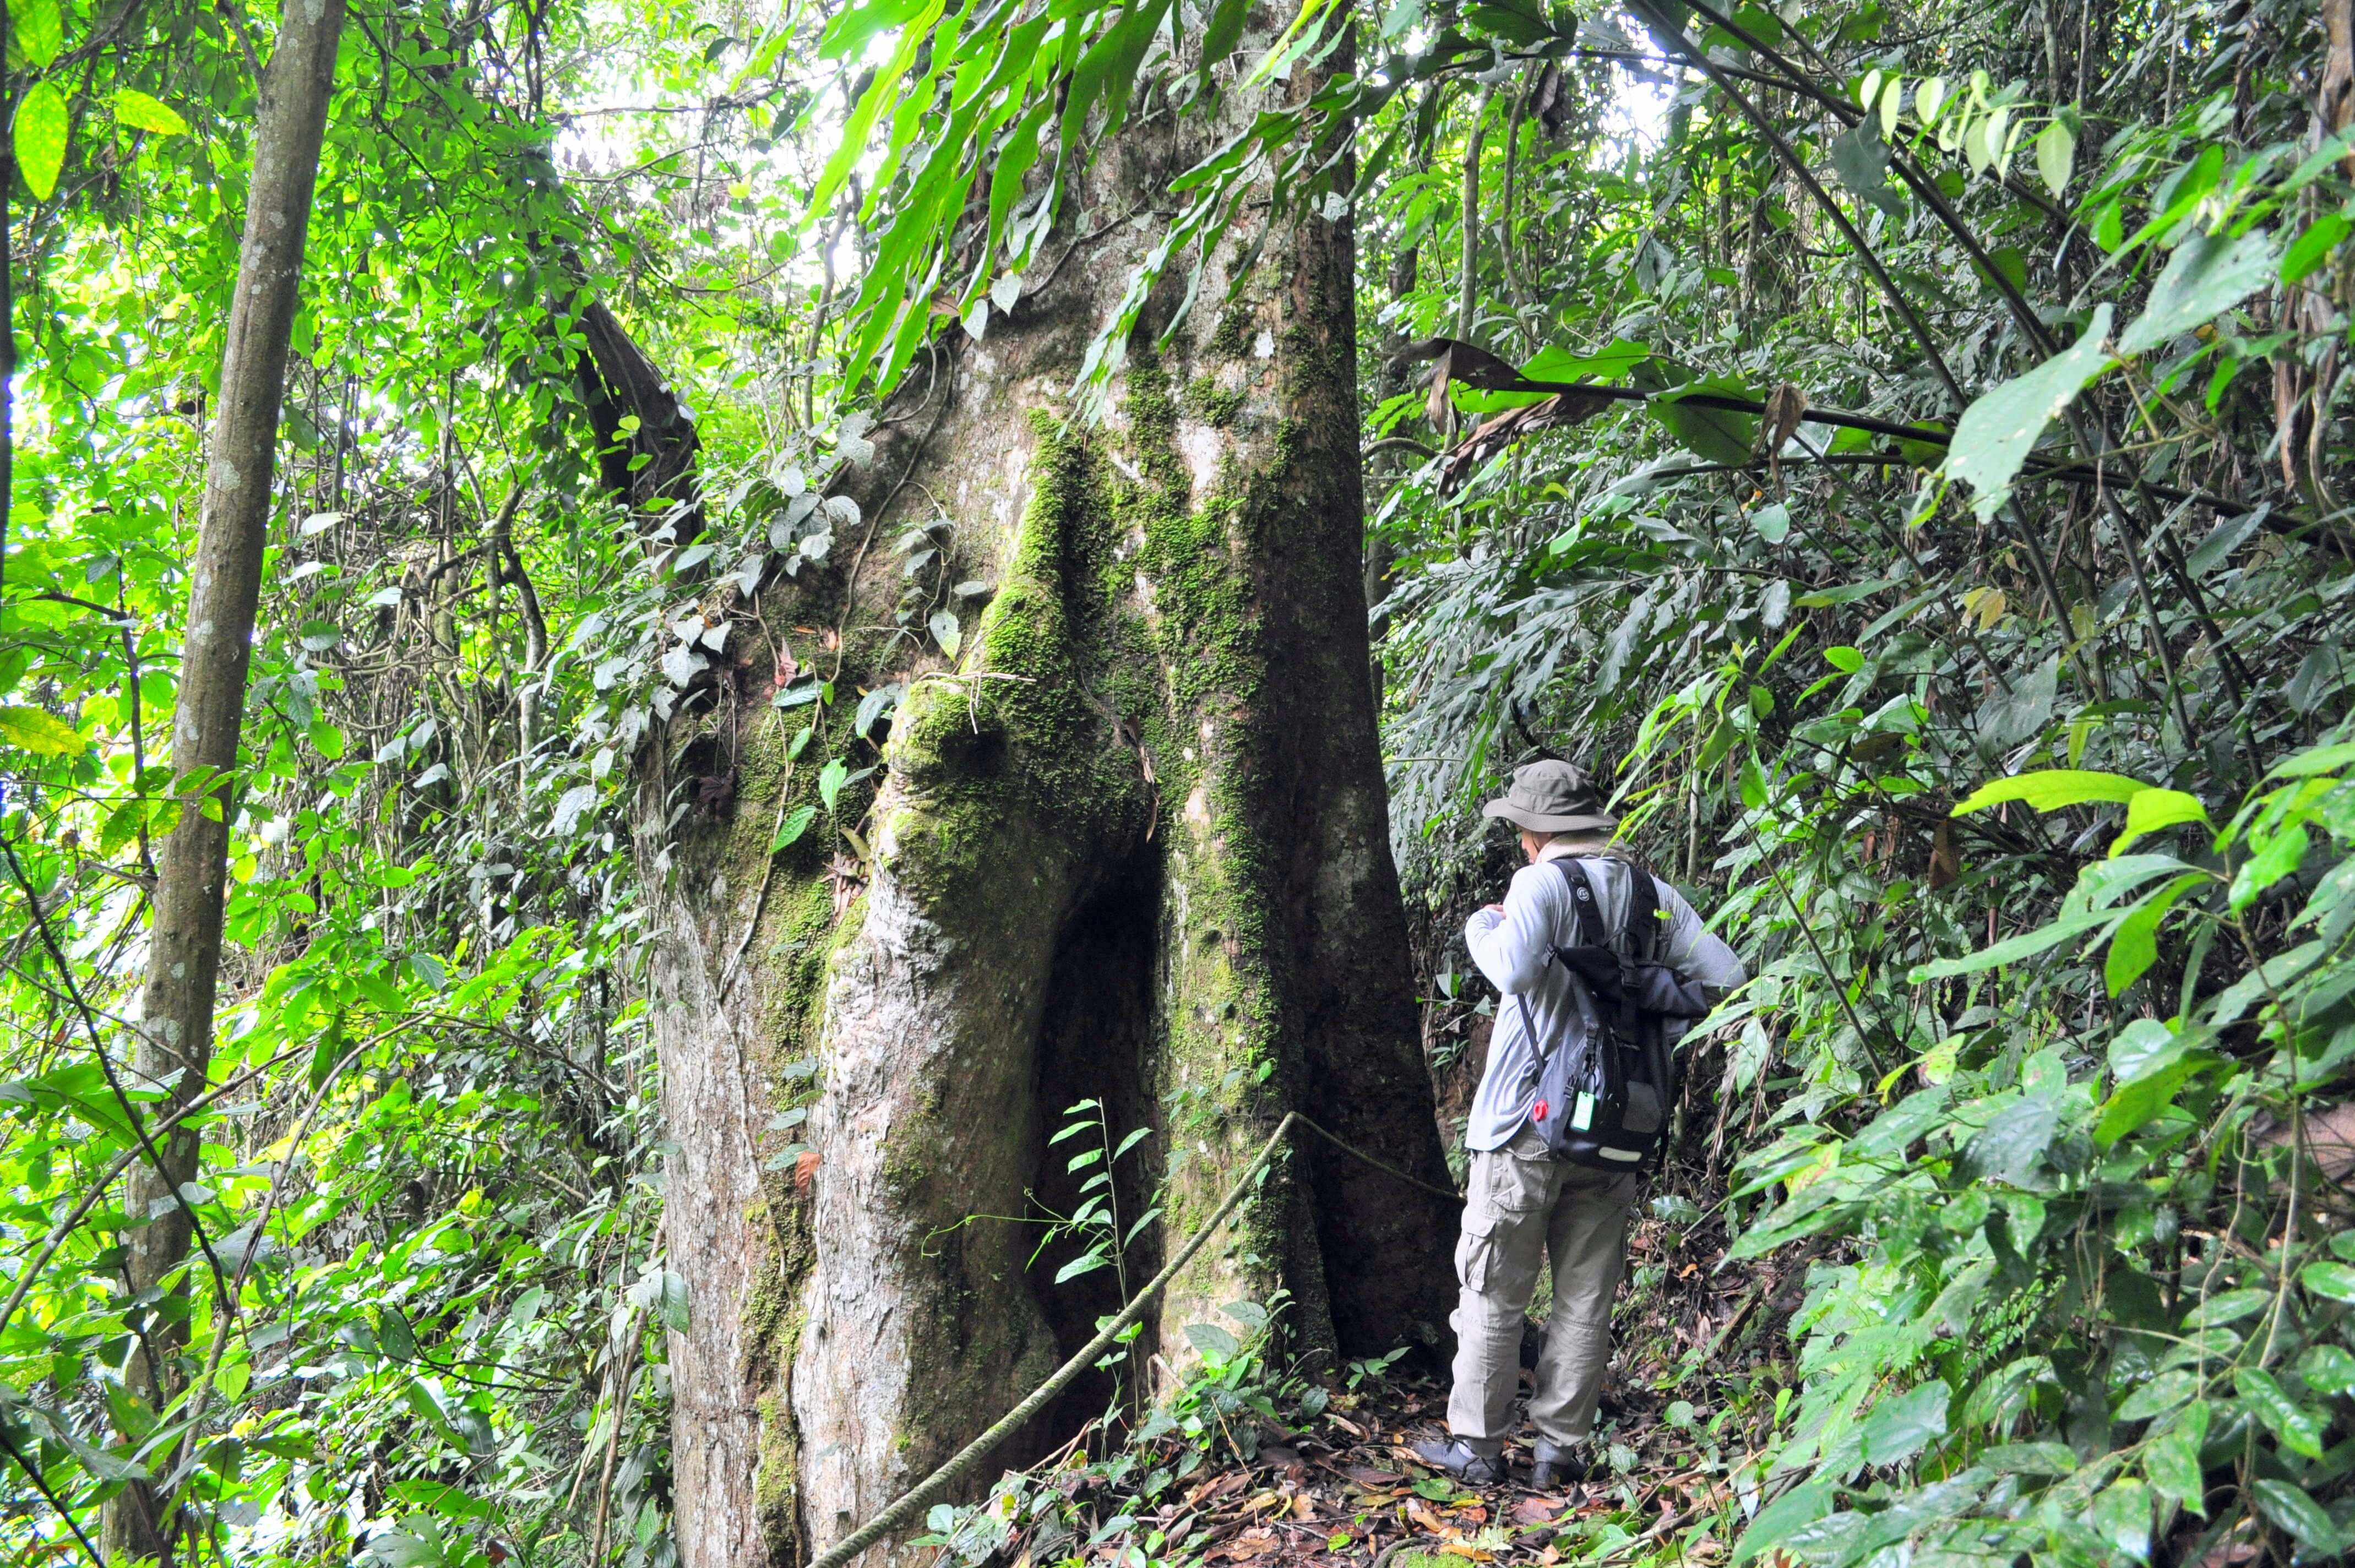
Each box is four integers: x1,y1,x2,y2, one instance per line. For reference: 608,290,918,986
644,32,1457,1568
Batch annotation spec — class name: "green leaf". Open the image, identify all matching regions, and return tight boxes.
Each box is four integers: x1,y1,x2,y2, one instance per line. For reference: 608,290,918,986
1732,1480,1833,1564
2268,740,2355,778
2283,211,2349,286
1944,304,2114,520
14,0,61,66
2188,1287,2270,1327
1910,908,2114,981
113,89,189,136
0,704,84,755
2118,230,2280,356
2108,788,2210,855
2093,1051,2215,1146
818,756,850,813
1650,377,1760,465
2144,1411,2206,1510
378,1306,419,1361
2115,1368,2200,1422
770,805,819,854
1857,1378,1948,1464
1828,120,1891,200
2301,1261,2355,1302
2105,872,2206,997
2229,823,2308,912
2253,1478,2339,1552
1981,1441,2077,1474
2092,1480,2151,1561
2297,1343,2355,1396
1824,646,1863,673
1963,1097,2058,1186
2035,118,2076,198
1054,1250,1113,1283
1954,768,2148,814
13,82,68,200
1184,1322,1239,1360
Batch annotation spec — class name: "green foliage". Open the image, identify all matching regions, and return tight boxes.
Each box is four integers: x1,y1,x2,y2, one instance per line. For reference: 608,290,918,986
2,0,2352,1558
1359,0,2355,1560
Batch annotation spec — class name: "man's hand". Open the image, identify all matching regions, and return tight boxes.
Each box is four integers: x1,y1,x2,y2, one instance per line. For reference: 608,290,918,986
1482,902,1504,915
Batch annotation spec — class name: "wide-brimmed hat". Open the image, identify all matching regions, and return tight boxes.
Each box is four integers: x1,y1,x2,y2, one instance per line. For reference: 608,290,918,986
1481,759,1619,835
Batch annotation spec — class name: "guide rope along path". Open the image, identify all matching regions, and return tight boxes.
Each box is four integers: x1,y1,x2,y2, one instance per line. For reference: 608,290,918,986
808,1112,1464,1568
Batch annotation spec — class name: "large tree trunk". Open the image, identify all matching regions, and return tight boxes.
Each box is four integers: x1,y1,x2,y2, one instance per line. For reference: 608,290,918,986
107,2,347,1561
644,33,1455,1568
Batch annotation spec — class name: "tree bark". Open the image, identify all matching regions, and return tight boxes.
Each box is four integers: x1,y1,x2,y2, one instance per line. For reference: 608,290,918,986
643,30,1456,1568
108,0,347,1559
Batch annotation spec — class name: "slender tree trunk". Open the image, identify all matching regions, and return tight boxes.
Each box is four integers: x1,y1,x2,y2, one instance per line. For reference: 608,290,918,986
643,26,1455,1568
1456,85,1493,347
107,1,346,1559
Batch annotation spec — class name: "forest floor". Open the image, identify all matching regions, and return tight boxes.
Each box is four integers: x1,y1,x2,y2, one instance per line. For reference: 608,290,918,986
1027,1198,1796,1568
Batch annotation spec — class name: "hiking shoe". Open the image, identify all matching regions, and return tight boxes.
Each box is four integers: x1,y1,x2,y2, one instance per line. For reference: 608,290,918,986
1530,1440,1590,1490
1411,1436,1506,1485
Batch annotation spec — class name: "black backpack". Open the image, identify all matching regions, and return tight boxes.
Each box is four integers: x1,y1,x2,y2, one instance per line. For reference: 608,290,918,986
1519,859,1709,1172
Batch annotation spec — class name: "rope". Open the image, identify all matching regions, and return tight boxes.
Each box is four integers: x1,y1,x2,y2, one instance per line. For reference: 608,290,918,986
806,1111,1465,1568
1294,1113,1466,1204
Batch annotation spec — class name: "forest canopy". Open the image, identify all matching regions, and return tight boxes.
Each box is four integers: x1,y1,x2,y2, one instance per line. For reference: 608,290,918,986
3,0,2355,1562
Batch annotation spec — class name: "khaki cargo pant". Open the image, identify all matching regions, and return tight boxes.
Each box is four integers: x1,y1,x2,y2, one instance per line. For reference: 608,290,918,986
1447,1123,1638,1451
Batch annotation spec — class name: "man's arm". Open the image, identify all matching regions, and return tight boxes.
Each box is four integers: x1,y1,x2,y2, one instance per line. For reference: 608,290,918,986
1464,864,1555,995
1655,879,1746,996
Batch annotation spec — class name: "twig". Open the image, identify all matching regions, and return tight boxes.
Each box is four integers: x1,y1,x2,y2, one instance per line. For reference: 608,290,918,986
0,1428,106,1568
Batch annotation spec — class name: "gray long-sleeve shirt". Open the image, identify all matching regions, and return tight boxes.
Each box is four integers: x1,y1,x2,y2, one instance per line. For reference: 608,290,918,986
1461,844,1747,1153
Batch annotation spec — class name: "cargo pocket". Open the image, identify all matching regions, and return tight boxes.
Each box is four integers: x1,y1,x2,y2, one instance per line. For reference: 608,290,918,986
1455,1204,1499,1293
1487,1142,1551,1215
1623,1079,1665,1136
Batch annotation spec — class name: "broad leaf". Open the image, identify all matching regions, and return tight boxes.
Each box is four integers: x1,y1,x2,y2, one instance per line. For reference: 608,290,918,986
1649,378,1760,464
1857,1379,1949,1464
0,705,84,754
2253,1478,2338,1551
14,0,60,65
14,83,69,200
1944,305,2114,520
1954,768,2147,814
2119,230,2280,356
115,89,190,136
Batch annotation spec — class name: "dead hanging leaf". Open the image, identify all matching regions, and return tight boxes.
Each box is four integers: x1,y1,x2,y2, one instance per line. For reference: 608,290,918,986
1756,381,1809,483
1442,391,1615,488
1928,818,1959,888
1396,336,1549,429
793,1148,822,1193
1533,62,1568,135
1395,336,1531,392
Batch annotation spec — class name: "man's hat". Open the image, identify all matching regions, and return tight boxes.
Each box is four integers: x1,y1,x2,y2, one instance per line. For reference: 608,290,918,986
1481,759,1619,835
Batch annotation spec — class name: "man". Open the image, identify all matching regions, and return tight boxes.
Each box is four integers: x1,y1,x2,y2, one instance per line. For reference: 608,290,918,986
1415,760,1745,1488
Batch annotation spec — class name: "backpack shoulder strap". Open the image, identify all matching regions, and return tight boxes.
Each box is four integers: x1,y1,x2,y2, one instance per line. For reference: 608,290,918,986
1621,867,1661,963
1551,858,1606,948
